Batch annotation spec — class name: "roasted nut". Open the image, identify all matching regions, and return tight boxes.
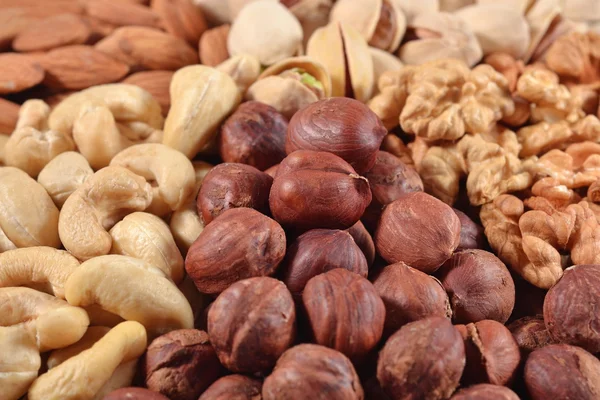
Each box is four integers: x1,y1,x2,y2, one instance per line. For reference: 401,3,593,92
263,344,364,400
37,151,93,208
185,207,286,294
370,47,404,95
286,98,387,174
219,101,287,170
0,134,9,165
200,25,231,67
372,262,451,337
346,221,376,266
450,384,520,400
227,1,303,66
508,315,555,355
145,329,223,400
151,0,208,45
525,344,600,400
285,0,333,48
163,65,241,159
307,22,374,102
302,268,385,362
437,250,516,324
543,264,600,353
208,277,295,374
216,53,261,94
122,70,174,117
453,208,485,251
193,0,231,25
545,31,600,84
375,191,461,273
105,388,170,400
377,317,465,400
456,320,521,386
396,0,438,24
198,375,262,400
523,0,562,62
0,167,60,249
58,166,152,261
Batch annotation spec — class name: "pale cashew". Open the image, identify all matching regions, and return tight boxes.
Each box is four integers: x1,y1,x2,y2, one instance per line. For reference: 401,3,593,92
0,167,60,249
0,228,16,253
110,212,184,283
48,84,164,170
37,152,94,209
0,133,10,165
28,321,147,400
65,255,194,337
4,100,75,177
0,326,40,400
0,247,80,298
58,166,153,261
83,305,125,328
109,143,196,216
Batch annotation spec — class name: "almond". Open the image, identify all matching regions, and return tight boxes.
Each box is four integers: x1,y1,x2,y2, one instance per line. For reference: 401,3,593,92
0,98,20,134
95,26,198,71
1,1,85,17
0,8,38,50
0,53,44,94
81,15,118,42
123,70,174,116
84,0,163,29
39,45,129,90
151,0,208,45
199,24,230,67
13,13,91,52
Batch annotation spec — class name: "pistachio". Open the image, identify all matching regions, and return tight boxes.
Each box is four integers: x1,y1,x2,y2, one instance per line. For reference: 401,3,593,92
369,47,403,95
523,0,561,62
307,22,374,102
396,0,438,24
476,0,532,14
286,0,333,48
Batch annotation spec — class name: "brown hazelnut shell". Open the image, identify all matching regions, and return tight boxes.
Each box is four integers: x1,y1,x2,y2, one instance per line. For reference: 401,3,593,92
450,384,520,400
302,268,385,362
377,317,465,400
286,97,387,174
219,101,287,171
508,315,555,355
279,228,369,296
375,191,461,273
543,264,600,353
346,220,376,266
262,344,364,400
198,375,262,400
185,208,286,294
453,208,485,251
372,261,451,337
144,329,223,400
365,150,423,206
437,250,515,324
104,388,170,400
524,344,600,400
197,163,273,225
207,277,296,374
269,150,372,231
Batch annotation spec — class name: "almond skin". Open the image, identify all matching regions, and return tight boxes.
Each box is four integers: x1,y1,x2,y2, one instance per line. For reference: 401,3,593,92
0,98,20,134
199,24,230,67
151,0,208,45
122,70,174,116
85,0,163,29
0,53,45,94
13,13,91,52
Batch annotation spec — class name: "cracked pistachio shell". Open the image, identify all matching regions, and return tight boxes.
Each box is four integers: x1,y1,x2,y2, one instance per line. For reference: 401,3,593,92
227,1,303,66
369,47,403,95
396,0,438,24
163,65,241,159
307,22,374,102
523,0,561,62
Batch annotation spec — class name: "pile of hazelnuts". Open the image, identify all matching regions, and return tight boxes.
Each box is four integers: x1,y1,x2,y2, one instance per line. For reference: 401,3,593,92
117,97,600,400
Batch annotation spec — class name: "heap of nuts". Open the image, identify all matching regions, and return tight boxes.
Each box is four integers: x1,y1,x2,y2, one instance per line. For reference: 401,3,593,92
1,0,600,400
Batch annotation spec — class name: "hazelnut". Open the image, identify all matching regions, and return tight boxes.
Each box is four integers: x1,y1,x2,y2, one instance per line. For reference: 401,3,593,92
375,192,461,273
286,98,387,174
279,229,369,296
264,163,279,178
185,208,286,294
372,262,452,337
197,163,273,225
144,329,223,400
453,208,485,251
262,344,364,400
346,221,376,266
437,250,516,324
525,344,600,400
104,388,170,400
219,101,287,171
269,150,372,231
302,268,385,362
198,375,262,400
508,315,555,355
377,317,465,400
207,277,296,374
543,264,600,353
455,320,521,387
450,384,520,400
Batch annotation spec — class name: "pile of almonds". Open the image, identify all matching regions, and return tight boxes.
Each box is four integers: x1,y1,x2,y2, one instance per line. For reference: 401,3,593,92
1,1,600,400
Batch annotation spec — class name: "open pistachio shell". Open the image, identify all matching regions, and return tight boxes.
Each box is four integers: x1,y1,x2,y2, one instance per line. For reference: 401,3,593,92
369,47,403,95
288,0,333,48
258,56,332,97
217,54,262,94
523,0,561,62
396,0,439,24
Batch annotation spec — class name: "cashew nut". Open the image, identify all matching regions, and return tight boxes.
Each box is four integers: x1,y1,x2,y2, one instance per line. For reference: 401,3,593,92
0,133,10,165
109,143,196,216
110,212,184,283
37,151,94,209
0,228,16,253
58,166,153,261
0,247,80,298
28,321,147,400
0,167,60,249
65,255,194,336
0,326,40,400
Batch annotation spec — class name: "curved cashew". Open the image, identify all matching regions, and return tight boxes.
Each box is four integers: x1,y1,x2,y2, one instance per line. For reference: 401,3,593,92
28,321,147,400
48,84,164,170
0,167,60,249
0,228,17,253
0,133,9,165
110,212,184,283
83,305,125,328
58,166,153,261
0,247,80,298
65,255,194,337
0,326,40,400
38,152,94,208
110,143,196,215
